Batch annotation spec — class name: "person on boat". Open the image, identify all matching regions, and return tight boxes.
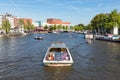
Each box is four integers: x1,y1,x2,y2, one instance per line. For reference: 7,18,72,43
62,51,69,60
47,53,54,60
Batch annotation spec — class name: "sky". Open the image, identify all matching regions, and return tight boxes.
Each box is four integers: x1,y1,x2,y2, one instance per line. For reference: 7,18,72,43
0,0,120,25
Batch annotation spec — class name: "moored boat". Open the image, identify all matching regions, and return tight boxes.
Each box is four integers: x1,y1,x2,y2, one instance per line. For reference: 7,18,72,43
84,33,93,39
43,42,73,67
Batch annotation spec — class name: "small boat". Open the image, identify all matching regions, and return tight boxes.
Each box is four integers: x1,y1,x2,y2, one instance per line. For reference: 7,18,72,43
43,42,73,67
34,36,43,40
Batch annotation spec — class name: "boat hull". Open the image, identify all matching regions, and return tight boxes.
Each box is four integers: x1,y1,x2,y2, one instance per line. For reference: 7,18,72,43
34,37,43,40
44,63,72,67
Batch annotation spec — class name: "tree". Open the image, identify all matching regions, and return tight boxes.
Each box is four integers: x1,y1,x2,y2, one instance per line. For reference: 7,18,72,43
24,20,34,31
53,24,57,30
86,24,93,30
57,25,62,30
90,9,120,34
30,24,35,30
74,24,84,31
78,24,84,31
108,9,120,28
49,25,56,31
26,20,31,30
19,19,24,26
2,19,11,34
90,13,108,34
70,26,74,30
18,19,25,31
44,25,49,30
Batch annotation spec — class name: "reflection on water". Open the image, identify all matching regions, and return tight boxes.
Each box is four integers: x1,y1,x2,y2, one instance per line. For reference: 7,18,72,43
0,33,120,80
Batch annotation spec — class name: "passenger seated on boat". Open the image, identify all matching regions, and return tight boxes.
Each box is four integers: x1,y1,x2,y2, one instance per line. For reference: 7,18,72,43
56,53,62,61
47,53,55,61
65,56,69,60
62,51,70,60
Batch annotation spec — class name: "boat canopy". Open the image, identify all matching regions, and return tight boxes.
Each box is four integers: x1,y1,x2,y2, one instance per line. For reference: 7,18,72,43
50,42,67,48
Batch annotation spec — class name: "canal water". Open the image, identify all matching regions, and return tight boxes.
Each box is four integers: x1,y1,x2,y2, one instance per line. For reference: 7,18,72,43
0,33,120,80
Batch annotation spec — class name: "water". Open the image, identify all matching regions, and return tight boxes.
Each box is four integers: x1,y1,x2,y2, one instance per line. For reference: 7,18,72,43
0,33,120,80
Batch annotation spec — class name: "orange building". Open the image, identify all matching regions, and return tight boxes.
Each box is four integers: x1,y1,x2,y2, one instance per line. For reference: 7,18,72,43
14,18,32,27
47,18,71,26
14,18,19,27
19,18,32,26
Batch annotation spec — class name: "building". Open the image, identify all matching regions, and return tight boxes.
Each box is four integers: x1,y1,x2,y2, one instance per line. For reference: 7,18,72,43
0,13,17,33
0,13,33,34
0,13,16,29
32,21,41,28
18,18,32,26
47,18,71,26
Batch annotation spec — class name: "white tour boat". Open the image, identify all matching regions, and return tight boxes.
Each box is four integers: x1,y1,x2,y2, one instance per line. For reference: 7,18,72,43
43,42,73,67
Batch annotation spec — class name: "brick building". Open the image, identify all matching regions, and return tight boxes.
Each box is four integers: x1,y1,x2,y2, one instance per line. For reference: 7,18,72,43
47,18,71,26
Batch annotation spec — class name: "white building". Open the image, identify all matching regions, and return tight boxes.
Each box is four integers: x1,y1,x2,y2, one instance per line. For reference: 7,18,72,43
5,16,15,29
0,13,18,33
0,13,16,29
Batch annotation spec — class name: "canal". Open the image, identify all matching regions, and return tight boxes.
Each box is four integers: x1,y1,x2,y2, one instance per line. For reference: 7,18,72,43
0,33,120,80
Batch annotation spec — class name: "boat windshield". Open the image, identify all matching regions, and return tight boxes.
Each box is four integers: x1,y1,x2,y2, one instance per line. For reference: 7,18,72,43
49,48,67,52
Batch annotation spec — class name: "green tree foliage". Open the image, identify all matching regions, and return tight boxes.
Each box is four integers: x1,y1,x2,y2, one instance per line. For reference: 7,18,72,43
30,24,35,30
85,24,93,30
108,9,120,27
25,20,34,31
74,24,84,31
49,25,56,31
2,19,11,34
48,25,69,31
62,26,66,30
19,19,24,26
70,26,74,30
26,20,31,30
90,9,120,33
57,25,62,30
91,13,107,33
18,19,34,31
44,25,49,30
53,24,57,30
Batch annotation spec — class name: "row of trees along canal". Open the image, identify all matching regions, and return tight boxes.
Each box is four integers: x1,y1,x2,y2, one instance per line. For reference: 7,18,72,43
1,18,34,34
44,23,87,32
90,9,120,34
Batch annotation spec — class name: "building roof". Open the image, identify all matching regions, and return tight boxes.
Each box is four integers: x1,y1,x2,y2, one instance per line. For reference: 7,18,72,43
47,18,71,25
